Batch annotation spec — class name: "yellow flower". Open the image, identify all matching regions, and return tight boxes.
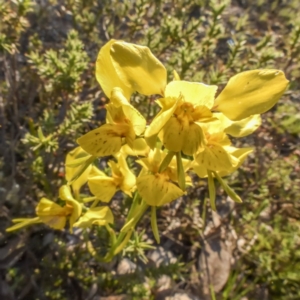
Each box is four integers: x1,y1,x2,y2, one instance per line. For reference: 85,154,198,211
193,145,253,178
35,198,73,229
77,88,146,157
136,148,185,206
192,112,262,176
73,206,114,228
194,130,239,172
88,154,136,203
58,185,82,230
96,40,288,158
6,186,82,232
96,40,167,100
191,113,262,208
145,70,288,154
145,81,218,155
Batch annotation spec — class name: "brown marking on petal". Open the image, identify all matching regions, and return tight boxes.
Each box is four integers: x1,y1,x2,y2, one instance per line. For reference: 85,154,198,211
211,104,218,111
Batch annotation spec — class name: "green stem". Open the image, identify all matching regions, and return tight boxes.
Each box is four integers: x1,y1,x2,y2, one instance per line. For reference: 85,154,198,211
151,206,160,244
105,224,116,246
68,155,96,185
104,200,149,261
207,170,216,211
210,284,217,300
201,197,207,233
126,192,141,222
121,201,149,233
158,151,175,173
82,196,97,203
113,229,133,255
71,187,79,201
176,152,186,191
90,199,100,208
213,171,242,203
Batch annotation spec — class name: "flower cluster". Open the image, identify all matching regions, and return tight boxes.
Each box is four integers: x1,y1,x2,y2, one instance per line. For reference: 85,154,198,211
6,40,289,259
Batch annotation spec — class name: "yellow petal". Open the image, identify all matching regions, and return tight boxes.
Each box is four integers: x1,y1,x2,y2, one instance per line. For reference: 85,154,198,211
70,173,89,195
165,81,218,109
199,118,223,135
67,199,82,231
110,41,167,95
161,117,186,152
39,215,67,230
209,132,231,147
214,113,261,137
74,206,114,228
173,70,181,81
96,40,133,99
136,158,151,173
217,147,253,177
195,144,239,172
182,123,205,156
36,197,77,230
151,147,163,171
59,185,82,232
214,69,289,121
36,198,66,216
145,97,179,148
120,138,150,156
124,126,136,149
109,160,122,178
228,147,254,160
59,185,75,202
111,88,146,135
89,166,106,177
88,176,117,202
65,147,92,192
77,124,128,157
93,207,114,225
156,97,179,110
106,103,126,124
192,162,208,178
168,155,192,173
92,219,111,226
137,174,183,206
191,105,215,122
210,113,231,131
118,155,136,196
58,185,82,230
136,147,163,173
193,147,253,178
65,147,91,169
225,115,261,137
